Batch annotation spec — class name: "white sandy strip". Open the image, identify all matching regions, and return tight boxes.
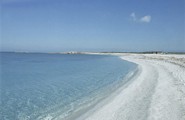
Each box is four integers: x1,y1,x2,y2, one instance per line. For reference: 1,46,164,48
83,54,185,120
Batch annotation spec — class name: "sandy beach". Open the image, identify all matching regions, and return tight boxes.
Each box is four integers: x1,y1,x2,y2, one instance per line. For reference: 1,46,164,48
81,53,185,120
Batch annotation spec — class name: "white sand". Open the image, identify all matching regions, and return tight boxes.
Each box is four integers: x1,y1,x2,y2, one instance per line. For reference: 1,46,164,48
81,54,185,120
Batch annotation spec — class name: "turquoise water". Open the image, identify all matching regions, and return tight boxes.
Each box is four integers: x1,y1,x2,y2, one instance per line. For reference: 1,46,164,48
0,52,136,120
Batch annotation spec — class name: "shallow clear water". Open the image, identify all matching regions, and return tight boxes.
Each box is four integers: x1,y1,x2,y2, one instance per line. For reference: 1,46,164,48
0,52,136,120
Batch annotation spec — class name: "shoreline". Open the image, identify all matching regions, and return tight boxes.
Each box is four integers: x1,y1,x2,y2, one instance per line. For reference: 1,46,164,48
79,53,185,120
74,62,140,120
62,58,139,120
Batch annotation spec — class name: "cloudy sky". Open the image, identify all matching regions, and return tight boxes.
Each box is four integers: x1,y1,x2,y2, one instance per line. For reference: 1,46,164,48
1,0,185,52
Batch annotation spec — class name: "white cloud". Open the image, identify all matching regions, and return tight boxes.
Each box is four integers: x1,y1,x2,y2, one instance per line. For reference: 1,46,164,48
130,12,152,23
140,15,151,23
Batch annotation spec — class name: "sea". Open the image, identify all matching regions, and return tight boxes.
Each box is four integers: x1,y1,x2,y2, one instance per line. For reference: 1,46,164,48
0,52,137,120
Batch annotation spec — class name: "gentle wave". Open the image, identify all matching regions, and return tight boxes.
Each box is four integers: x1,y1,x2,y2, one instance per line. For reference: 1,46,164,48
1,53,137,120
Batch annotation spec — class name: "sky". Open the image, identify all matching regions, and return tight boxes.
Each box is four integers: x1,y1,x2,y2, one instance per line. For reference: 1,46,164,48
1,0,185,52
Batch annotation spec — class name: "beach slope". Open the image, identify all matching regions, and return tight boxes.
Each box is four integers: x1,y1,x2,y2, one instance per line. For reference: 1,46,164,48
83,54,185,120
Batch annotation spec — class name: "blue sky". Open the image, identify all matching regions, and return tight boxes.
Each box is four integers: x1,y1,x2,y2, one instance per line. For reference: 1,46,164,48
1,0,185,52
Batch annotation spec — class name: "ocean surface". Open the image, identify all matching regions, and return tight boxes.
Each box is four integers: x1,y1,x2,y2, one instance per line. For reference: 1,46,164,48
0,52,137,120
